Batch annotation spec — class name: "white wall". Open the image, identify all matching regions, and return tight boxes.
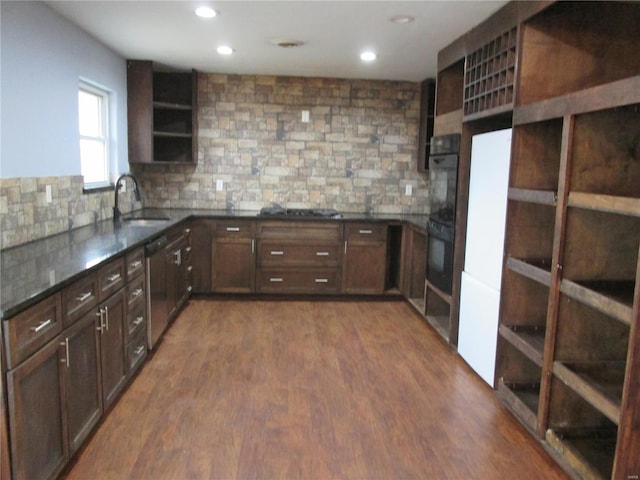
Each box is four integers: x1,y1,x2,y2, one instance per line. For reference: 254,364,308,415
0,1,128,179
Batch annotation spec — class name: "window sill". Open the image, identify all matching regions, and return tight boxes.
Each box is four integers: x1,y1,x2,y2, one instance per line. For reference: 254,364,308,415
83,183,113,194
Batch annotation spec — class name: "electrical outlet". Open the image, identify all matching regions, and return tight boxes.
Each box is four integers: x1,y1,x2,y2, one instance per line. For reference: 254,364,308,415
405,184,412,196
301,110,310,123
216,179,224,191
45,185,52,203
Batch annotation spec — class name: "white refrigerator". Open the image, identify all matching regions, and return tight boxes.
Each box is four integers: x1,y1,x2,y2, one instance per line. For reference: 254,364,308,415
458,128,511,386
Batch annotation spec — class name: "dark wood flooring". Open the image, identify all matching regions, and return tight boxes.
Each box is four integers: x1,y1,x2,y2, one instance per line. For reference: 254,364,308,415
64,299,569,479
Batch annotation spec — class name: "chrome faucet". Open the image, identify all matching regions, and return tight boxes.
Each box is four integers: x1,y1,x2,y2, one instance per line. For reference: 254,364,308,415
113,173,142,223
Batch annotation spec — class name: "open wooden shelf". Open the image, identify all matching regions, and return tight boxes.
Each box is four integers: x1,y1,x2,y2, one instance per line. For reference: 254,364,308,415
499,324,544,366
424,280,451,343
546,428,617,480
436,59,464,116
560,279,635,326
506,257,552,286
497,379,540,432
547,375,619,480
568,193,640,218
518,2,640,106
510,119,563,189
508,188,556,206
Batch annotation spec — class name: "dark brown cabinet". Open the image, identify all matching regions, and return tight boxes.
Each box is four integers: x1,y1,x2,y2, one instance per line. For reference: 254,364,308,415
98,289,127,410
342,223,387,295
6,338,68,480
166,226,192,322
127,60,198,164
256,221,343,294
64,312,102,455
417,79,435,172
211,221,256,293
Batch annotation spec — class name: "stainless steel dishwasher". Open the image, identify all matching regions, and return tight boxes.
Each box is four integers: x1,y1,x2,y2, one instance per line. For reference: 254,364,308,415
145,235,168,349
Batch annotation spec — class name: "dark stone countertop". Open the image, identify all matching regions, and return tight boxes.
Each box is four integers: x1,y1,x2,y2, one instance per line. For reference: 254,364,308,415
1,209,428,319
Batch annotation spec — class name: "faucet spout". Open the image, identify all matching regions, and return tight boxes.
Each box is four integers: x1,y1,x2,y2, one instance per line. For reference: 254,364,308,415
113,173,142,223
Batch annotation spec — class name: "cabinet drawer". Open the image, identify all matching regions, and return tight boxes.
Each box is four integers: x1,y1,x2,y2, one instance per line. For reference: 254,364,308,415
127,275,145,309
98,257,126,301
345,223,388,242
127,327,147,375
62,272,99,327
214,220,256,238
126,301,146,339
2,293,63,368
257,269,341,294
126,247,145,280
258,242,341,267
257,221,342,240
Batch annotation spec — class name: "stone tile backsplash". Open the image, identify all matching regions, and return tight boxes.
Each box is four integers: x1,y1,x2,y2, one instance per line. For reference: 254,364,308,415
1,74,428,249
134,74,429,214
0,176,140,249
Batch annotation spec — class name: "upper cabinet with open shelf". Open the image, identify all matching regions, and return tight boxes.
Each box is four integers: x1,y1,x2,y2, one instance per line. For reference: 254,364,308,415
127,60,198,165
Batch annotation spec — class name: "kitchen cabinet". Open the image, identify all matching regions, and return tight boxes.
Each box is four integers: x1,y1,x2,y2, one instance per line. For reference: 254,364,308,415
417,79,435,172
2,253,143,480
400,224,427,313
342,223,387,295
190,219,215,293
127,60,198,164
256,221,343,294
6,334,68,480
211,220,256,293
166,226,192,322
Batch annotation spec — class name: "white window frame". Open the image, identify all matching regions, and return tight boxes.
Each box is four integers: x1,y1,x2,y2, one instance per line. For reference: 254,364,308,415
79,81,111,189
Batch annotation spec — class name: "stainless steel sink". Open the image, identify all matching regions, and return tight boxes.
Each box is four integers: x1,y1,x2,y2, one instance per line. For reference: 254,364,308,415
122,217,170,227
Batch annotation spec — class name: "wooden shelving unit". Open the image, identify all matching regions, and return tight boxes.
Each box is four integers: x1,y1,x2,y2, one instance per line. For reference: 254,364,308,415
424,280,452,343
463,27,517,119
127,61,198,165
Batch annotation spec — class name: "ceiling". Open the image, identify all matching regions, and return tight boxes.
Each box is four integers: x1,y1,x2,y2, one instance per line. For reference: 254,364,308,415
46,1,508,82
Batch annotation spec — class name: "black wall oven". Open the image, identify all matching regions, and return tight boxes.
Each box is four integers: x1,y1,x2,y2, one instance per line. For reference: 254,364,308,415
426,134,460,295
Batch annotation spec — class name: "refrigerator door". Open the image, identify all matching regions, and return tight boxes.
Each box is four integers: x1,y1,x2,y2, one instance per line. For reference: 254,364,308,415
458,128,511,385
463,128,512,290
458,272,500,385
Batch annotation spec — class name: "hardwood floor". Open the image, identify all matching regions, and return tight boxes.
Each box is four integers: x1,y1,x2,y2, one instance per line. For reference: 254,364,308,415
63,299,568,479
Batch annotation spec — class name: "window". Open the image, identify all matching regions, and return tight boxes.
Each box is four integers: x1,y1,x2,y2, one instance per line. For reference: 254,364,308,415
79,82,110,188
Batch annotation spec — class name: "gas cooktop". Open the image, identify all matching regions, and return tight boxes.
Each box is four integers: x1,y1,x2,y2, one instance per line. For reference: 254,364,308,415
258,207,342,219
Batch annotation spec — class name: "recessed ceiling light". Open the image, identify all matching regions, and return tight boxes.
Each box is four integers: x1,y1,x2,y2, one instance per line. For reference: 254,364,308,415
195,7,217,18
217,45,233,55
389,15,415,24
360,51,377,62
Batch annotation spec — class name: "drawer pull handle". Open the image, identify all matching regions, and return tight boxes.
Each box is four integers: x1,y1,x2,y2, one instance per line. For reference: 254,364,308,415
130,260,142,269
132,288,143,298
269,277,283,283
107,273,121,283
134,345,145,356
316,252,330,256
31,318,53,333
359,229,373,234
76,292,92,303
226,227,240,232
315,278,329,283
270,251,284,256
134,316,144,326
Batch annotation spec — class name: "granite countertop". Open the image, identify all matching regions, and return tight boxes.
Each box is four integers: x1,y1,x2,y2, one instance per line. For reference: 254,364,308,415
1,208,429,319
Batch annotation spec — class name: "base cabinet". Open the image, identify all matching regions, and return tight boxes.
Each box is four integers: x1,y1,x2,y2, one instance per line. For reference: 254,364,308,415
211,221,255,293
6,340,68,480
98,289,127,411
342,223,388,294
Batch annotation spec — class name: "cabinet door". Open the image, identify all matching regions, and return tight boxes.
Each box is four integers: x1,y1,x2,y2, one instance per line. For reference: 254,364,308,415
343,242,387,294
7,339,68,480
99,290,127,410
190,220,214,293
64,312,102,455
212,238,255,293
343,224,388,295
